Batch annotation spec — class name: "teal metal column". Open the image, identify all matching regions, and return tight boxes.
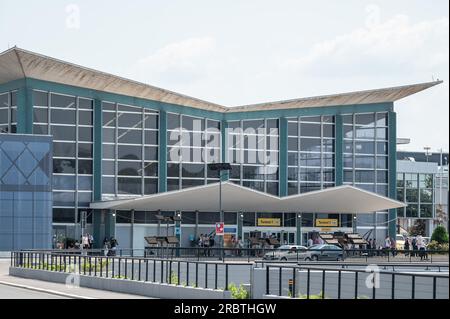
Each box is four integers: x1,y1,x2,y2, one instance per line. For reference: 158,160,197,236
388,111,398,237
296,214,302,245
93,100,103,248
105,210,116,239
159,110,167,192
92,210,102,249
16,85,33,134
237,212,243,240
221,120,229,181
335,114,343,186
279,117,288,197
93,99,103,201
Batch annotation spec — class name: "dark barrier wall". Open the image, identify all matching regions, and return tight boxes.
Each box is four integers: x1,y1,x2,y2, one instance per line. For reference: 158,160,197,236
0,133,53,250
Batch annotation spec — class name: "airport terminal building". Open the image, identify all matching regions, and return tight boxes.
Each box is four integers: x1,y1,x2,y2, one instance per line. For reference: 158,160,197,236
0,47,442,250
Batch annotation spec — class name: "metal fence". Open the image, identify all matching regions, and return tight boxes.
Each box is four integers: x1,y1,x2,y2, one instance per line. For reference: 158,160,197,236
265,264,449,299
10,251,252,291
22,247,449,263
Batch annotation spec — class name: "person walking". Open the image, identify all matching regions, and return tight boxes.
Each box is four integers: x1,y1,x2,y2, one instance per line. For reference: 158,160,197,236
411,237,418,257
384,236,391,257
404,237,410,256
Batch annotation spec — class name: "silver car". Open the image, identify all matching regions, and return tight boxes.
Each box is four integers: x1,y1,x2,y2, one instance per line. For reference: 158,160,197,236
304,244,344,261
263,245,308,261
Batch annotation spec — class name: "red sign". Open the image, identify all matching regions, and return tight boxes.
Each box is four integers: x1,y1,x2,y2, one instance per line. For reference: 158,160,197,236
215,222,224,236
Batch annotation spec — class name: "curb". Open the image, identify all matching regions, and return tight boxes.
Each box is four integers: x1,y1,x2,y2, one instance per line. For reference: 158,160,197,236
0,280,95,299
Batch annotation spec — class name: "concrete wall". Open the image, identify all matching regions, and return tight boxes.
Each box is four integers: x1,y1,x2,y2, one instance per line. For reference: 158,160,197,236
9,266,232,299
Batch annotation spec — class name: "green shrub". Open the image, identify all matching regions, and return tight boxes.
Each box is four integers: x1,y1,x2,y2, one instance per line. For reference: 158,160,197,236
298,292,327,299
229,283,250,299
427,240,449,252
431,225,449,244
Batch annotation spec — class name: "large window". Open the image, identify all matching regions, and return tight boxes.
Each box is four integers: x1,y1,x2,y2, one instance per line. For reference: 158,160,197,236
343,112,388,195
32,91,94,224
397,172,435,219
227,119,279,195
102,102,159,198
0,91,17,133
166,113,221,191
287,116,335,195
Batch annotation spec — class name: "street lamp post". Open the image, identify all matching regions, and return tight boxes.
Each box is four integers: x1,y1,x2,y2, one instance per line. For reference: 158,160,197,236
208,163,231,257
424,146,432,162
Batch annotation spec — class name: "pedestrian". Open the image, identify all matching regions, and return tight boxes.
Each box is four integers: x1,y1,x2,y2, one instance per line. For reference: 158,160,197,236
103,237,110,256
404,237,410,256
390,237,397,257
416,235,426,260
109,237,118,256
411,237,417,257
307,237,313,247
384,236,391,257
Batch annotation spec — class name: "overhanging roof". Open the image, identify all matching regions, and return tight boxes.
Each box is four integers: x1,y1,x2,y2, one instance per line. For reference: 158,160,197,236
0,47,443,113
90,182,405,213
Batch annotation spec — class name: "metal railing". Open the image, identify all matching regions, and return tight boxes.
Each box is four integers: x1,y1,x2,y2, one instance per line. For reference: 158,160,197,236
10,251,253,291
21,247,449,263
264,264,449,299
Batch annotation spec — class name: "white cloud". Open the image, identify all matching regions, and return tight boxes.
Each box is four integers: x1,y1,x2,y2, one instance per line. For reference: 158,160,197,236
132,36,217,84
280,15,449,77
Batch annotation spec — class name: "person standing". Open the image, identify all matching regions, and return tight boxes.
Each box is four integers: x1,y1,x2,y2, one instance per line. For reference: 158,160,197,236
411,237,417,257
404,237,410,256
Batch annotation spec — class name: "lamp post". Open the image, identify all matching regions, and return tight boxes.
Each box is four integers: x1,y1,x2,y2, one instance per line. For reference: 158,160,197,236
207,163,231,255
424,146,432,162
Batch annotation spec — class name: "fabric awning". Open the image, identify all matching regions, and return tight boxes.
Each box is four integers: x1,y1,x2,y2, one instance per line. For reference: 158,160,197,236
90,182,406,213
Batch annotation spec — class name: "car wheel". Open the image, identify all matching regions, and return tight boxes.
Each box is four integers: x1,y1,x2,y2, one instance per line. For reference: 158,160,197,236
311,255,319,261
281,257,287,261
304,257,311,261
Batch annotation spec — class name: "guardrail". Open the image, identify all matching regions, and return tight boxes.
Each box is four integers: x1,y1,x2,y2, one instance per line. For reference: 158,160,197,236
255,260,449,272
10,251,251,291
264,264,449,299
23,247,449,263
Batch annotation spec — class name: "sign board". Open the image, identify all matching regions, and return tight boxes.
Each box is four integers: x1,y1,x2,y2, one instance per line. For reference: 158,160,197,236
175,226,181,236
257,218,281,227
224,227,236,234
315,219,338,227
215,222,224,236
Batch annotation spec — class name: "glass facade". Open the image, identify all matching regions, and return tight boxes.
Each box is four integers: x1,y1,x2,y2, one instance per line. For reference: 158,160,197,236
0,90,17,133
287,115,335,195
227,119,279,195
102,102,159,198
166,113,221,191
0,79,400,249
32,90,94,224
0,134,53,250
397,173,434,219
342,112,390,231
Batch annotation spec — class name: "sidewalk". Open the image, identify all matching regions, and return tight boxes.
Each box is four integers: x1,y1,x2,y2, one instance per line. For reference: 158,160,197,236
0,259,150,299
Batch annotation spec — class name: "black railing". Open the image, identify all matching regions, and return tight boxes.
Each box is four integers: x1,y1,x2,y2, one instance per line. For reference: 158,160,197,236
10,251,253,291
22,247,449,263
264,264,449,299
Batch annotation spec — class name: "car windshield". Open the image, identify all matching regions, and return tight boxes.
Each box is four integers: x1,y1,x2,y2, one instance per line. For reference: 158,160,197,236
309,245,323,250
278,245,291,250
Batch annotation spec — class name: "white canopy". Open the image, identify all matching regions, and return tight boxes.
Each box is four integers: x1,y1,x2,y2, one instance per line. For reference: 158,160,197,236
90,182,405,213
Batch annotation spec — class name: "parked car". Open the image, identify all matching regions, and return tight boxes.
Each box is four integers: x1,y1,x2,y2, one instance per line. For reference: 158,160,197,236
396,234,406,250
304,244,344,261
263,245,308,261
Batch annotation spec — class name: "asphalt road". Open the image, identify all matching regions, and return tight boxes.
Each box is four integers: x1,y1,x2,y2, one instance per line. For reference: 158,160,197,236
0,283,69,299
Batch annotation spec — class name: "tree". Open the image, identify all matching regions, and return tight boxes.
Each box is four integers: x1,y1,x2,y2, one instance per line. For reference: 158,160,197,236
409,219,426,236
431,225,449,244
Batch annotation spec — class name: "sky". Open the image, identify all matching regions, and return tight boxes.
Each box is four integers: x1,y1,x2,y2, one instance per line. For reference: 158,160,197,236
0,0,448,152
